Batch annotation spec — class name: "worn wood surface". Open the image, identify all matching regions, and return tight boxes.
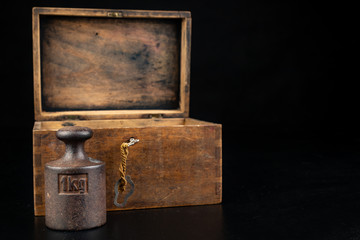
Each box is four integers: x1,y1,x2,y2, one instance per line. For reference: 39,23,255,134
33,7,191,120
40,16,181,111
33,118,222,216
31,8,219,217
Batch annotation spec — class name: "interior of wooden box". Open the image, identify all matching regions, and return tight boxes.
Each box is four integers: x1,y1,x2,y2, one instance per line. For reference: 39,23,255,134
40,15,181,112
33,118,215,131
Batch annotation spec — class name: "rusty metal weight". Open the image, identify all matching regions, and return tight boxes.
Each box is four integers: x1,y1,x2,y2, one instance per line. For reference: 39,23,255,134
44,126,106,230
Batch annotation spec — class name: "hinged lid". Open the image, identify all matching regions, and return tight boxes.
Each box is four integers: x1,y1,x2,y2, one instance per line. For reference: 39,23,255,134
33,7,191,120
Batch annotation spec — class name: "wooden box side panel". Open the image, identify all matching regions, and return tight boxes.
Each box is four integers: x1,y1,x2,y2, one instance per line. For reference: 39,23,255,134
33,123,221,216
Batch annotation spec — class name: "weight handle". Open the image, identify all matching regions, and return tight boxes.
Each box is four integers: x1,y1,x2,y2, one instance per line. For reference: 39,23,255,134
56,126,93,142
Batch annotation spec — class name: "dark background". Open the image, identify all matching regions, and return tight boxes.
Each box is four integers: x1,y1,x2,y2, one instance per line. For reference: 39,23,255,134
1,0,359,239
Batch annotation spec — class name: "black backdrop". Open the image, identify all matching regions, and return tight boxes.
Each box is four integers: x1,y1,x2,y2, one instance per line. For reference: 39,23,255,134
1,1,359,239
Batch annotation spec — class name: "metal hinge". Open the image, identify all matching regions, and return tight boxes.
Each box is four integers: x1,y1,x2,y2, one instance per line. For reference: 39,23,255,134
107,11,123,18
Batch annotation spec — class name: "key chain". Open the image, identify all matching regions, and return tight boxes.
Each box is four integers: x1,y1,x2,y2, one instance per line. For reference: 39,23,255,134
114,138,139,207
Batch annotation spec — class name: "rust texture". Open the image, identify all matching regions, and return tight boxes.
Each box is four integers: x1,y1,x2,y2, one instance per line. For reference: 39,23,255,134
44,126,106,230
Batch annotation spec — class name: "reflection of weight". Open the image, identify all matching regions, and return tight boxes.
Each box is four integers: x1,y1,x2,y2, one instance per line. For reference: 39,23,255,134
59,174,88,194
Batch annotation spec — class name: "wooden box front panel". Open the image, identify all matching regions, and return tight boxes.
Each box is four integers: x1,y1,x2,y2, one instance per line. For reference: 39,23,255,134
33,119,222,216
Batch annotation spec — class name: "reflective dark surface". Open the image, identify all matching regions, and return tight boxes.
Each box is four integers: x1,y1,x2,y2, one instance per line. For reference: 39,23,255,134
33,205,224,240
4,136,360,239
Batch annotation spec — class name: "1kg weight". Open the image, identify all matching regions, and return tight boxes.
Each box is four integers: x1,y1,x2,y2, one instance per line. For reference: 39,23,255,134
44,126,106,230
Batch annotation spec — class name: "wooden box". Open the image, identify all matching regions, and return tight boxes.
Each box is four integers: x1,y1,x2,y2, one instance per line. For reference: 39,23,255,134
32,7,222,216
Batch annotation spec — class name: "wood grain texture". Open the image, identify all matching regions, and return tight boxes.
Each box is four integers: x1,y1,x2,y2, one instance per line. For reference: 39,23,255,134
33,7,191,18
33,118,222,216
41,16,181,111
31,8,220,217
32,8,191,120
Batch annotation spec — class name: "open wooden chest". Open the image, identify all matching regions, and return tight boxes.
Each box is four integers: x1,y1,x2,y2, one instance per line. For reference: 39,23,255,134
32,7,222,216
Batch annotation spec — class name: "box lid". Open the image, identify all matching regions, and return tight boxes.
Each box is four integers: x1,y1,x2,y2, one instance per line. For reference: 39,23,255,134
33,7,191,120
